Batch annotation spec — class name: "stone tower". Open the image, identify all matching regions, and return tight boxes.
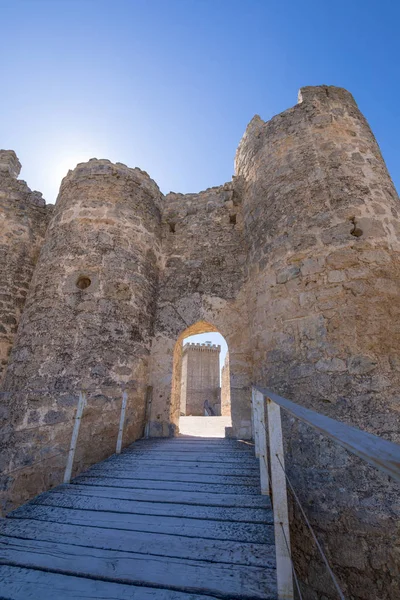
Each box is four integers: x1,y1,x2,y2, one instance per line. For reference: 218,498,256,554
2,159,163,508
235,85,400,599
1,85,399,600
180,341,221,415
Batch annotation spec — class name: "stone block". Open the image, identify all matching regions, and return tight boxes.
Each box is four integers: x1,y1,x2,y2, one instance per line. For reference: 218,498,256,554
327,270,346,283
316,357,346,372
300,256,325,276
326,249,359,269
276,265,300,284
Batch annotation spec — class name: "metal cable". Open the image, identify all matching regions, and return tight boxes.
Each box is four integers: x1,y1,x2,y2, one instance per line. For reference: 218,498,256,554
3,449,69,477
280,522,303,600
276,454,346,600
0,382,141,397
14,420,72,433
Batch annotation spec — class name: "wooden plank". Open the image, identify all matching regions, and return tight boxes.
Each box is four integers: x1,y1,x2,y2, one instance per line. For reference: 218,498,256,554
0,537,278,600
0,519,276,567
9,505,274,543
73,475,261,495
255,385,400,482
109,453,257,463
122,439,253,448
135,438,249,444
0,565,222,600
103,452,258,469
79,470,260,486
123,443,255,451
63,391,86,484
267,398,293,600
31,491,270,523
252,388,260,458
62,483,271,508
115,390,127,454
128,444,254,453
253,390,270,495
87,464,258,476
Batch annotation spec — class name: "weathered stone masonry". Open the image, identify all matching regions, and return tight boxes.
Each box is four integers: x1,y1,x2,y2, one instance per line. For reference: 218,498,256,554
0,151,50,384
0,86,398,600
235,86,399,600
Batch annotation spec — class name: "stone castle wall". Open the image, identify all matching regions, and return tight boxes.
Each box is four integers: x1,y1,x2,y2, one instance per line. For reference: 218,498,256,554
0,85,399,599
236,86,399,600
1,159,163,512
147,184,252,438
180,342,221,416
0,151,50,383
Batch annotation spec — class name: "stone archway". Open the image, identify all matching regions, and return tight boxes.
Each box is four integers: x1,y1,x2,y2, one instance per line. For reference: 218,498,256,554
147,302,252,440
170,321,219,430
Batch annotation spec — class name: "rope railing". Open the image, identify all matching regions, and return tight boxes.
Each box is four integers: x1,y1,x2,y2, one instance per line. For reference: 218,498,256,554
251,385,400,600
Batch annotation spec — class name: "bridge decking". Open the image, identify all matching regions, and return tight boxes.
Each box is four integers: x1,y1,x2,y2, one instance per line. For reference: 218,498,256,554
0,437,277,599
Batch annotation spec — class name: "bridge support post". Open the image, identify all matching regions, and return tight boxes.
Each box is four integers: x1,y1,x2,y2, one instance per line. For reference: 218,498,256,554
252,389,270,495
267,397,294,600
116,390,128,454
251,388,260,457
64,391,86,484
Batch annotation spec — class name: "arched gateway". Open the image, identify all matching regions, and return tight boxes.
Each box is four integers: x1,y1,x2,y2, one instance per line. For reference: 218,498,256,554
147,320,251,439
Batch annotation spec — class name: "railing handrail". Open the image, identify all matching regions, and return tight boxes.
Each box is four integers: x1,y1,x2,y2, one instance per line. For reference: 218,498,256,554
253,385,400,483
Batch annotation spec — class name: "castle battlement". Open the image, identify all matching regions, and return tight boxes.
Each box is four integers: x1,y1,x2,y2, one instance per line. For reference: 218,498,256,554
183,342,221,352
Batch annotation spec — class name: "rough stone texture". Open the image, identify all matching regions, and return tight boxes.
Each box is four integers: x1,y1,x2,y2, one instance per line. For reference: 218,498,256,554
235,85,400,600
1,159,163,514
147,185,251,440
1,85,399,599
0,151,50,382
180,342,221,416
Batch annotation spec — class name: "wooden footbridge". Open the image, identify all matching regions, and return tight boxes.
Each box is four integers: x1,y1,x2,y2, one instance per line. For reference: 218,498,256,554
1,387,399,599
0,436,278,599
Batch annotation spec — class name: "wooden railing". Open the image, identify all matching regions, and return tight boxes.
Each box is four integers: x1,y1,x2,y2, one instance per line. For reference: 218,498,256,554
251,385,400,600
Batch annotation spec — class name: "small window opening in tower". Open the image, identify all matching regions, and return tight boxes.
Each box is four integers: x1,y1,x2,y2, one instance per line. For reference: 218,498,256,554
179,331,231,438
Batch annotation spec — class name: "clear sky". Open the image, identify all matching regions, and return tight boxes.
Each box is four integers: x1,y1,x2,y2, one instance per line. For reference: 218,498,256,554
0,0,399,204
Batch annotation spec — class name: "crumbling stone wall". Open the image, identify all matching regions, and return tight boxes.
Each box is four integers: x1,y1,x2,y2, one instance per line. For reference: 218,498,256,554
180,342,221,416
2,159,163,513
0,151,50,383
235,85,399,600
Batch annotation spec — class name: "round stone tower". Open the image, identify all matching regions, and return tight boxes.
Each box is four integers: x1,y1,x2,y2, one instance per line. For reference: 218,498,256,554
3,159,162,509
236,86,399,599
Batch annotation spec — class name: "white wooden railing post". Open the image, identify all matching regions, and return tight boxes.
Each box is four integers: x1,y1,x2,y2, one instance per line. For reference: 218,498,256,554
63,390,86,484
253,388,270,495
266,396,294,600
252,388,260,457
116,390,128,454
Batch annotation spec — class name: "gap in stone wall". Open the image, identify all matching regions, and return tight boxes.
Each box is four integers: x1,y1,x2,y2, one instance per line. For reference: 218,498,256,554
178,331,231,438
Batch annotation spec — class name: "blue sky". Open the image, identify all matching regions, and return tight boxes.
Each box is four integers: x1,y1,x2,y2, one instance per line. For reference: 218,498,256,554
0,0,398,205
